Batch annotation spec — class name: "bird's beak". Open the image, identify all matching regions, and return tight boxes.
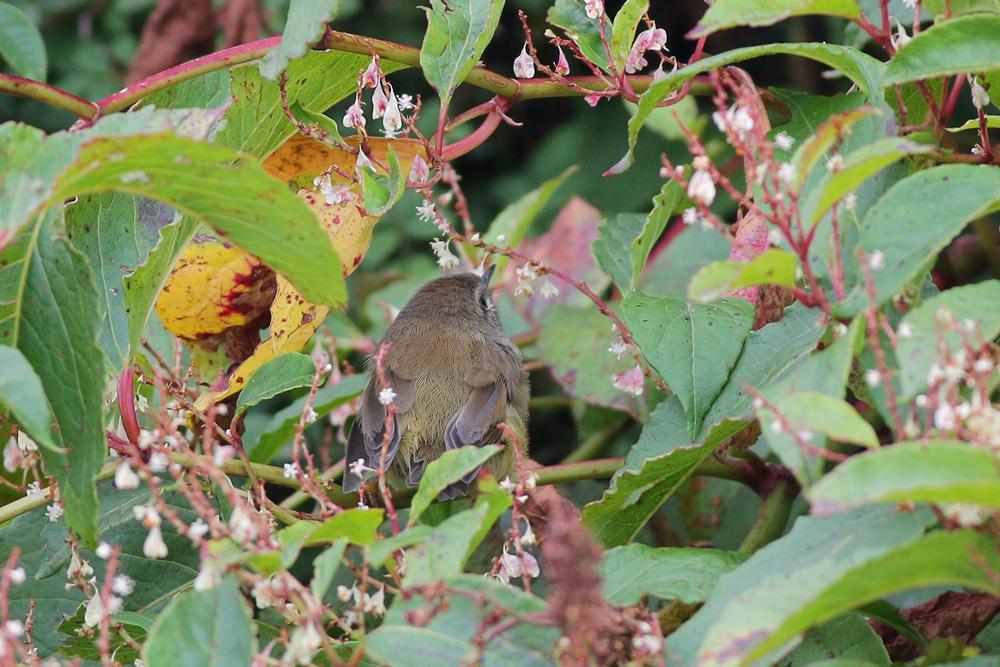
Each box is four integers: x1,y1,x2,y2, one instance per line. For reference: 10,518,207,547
481,264,496,286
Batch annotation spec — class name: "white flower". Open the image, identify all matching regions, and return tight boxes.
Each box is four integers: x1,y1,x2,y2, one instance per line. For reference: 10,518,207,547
46,503,63,522
496,233,507,244
193,562,221,591
777,162,797,185
229,505,258,543
554,45,570,75
770,420,784,434
382,86,403,134
84,591,105,628
378,387,397,406
712,105,754,137
767,229,783,246
915,394,930,408
137,429,156,450
26,481,43,499
287,622,323,665
430,237,460,270
971,77,990,110
520,518,537,546
826,153,844,172
612,366,644,396
349,458,370,480
143,526,168,559
372,82,389,119
520,551,540,578
955,401,972,420
513,279,534,298
497,549,522,584
934,403,957,430
682,207,698,225
341,100,365,129
973,357,994,374
687,168,716,207
902,0,917,7
362,586,386,615
941,502,988,527
356,147,375,172
774,131,794,150
540,278,559,299
303,406,318,424
112,574,135,596
397,93,414,110
898,322,913,338
9,567,25,585
891,19,911,49
337,584,354,602
212,445,235,467
513,44,535,79
844,192,858,211
409,154,429,182
189,518,209,540
361,57,379,88
149,452,168,473
609,338,629,360
499,476,516,493
282,462,299,479
864,368,881,387
868,249,886,272
95,542,112,560
416,200,436,222
524,473,538,490
4,620,23,637
584,0,603,19
625,27,667,73
67,552,93,579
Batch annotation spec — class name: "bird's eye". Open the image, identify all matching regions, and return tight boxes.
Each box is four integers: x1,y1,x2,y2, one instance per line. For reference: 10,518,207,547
479,291,493,311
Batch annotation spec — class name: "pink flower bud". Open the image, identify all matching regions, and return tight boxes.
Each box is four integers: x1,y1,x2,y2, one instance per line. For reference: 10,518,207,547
687,168,716,207
372,83,389,119
513,44,535,79
555,45,570,75
382,86,402,135
342,100,365,129
361,57,379,89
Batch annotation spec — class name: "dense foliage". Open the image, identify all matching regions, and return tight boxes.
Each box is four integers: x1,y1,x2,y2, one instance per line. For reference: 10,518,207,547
0,0,998,665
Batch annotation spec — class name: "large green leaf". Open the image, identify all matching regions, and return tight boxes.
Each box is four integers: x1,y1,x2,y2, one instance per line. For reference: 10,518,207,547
258,0,340,80
582,400,748,547
784,614,891,667
306,507,385,545
602,544,748,606
419,0,505,104
614,43,884,172
0,2,47,81
666,506,937,666
623,291,754,438
547,0,610,71
610,0,649,71
690,0,862,37
0,217,106,544
0,344,56,451
641,226,732,298
142,576,253,667
366,575,557,666
808,440,1000,514
883,14,1000,86
836,165,1000,316
688,249,799,304
0,479,206,658
896,280,1000,399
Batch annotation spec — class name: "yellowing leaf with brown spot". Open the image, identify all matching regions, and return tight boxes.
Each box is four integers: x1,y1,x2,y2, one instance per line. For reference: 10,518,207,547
156,240,274,340
192,135,425,408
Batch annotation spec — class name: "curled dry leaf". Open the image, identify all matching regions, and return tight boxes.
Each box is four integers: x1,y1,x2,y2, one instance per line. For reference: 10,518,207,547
724,215,792,329
153,133,425,408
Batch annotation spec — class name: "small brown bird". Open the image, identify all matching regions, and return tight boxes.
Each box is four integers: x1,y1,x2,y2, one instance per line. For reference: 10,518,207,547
344,266,529,498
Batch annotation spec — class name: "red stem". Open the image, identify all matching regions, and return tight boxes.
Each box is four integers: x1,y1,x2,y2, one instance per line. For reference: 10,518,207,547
117,367,141,446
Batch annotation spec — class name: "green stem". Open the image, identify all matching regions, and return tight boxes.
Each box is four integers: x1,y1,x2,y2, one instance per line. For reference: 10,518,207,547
0,461,117,526
561,419,629,464
738,480,796,554
0,73,97,119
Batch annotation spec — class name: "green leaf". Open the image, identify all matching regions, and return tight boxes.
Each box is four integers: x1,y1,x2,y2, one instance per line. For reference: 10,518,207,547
306,507,385,545
593,180,683,291
700,302,826,429
246,373,365,463
582,403,748,547
311,540,347,600
367,575,557,665
143,576,253,667
764,392,879,448
688,249,799,303
883,14,1000,86
361,146,405,216
537,304,639,414
808,440,1000,514
807,137,932,226
548,0,610,71
0,2,46,81
289,101,344,145
258,0,340,80
602,544,748,606
784,614,891,667
483,165,576,273
790,107,880,193
837,165,1000,316
623,291,754,438
0,478,208,658
610,0,648,71
0,218,106,545
896,280,1000,399
667,506,937,666
947,115,1000,132
419,0,505,105
407,444,503,526
220,50,403,159
405,483,512,586
235,352,315,416
0,344,56,451
690,0,862,37
366,525,434,567
641,226,732,298
613,43,883,172
52,133,346,308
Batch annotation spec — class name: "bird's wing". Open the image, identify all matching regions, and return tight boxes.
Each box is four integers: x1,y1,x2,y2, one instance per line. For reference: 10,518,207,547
342,367,414,493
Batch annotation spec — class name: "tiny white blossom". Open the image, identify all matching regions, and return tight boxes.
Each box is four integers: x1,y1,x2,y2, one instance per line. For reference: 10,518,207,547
189,518,210,540
67,552,93,579
868,249,886,272
193,562,221,591
287,622,323,666
349,458,370,480
356,147,375,172
767,229,783,246
774,131,794,150
361,57,379,88
9,567,25,585
612,366,644,396
416,200,436,222
409,154,429,182
84,591,105,628
382,86,403,134
430,237,460,270
609,339,629,359
844,192,858,211
143,526,168,559
372,82,389,119
337,584,354,602
363,586,386,615
942,502,988,527
303,406,318,424
934,403,957,430
687,168,716,207
137,429,156,450
378,387,397,405
971,77,991,110
26,481,43,499
4,620,23,637
148,452,168,473
584,0,603,19
228,505,258,543
682,207,698,225
973,357,994,374
496,234,507,244
112,574,135,597
342,100,366,129
892,19,911,49
513,44,535,79
777,162,797,185
914,394,930,408
770,420,784,434
283,462,299,479
826,153,844,172
499,476,516,492
96,542,113,560
520,518,537,546
864,368,882,388
514,280,534,298
397,93,414,110
213,445,235,468
46,503,63,522
898,322,913,338
540,278,559,299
